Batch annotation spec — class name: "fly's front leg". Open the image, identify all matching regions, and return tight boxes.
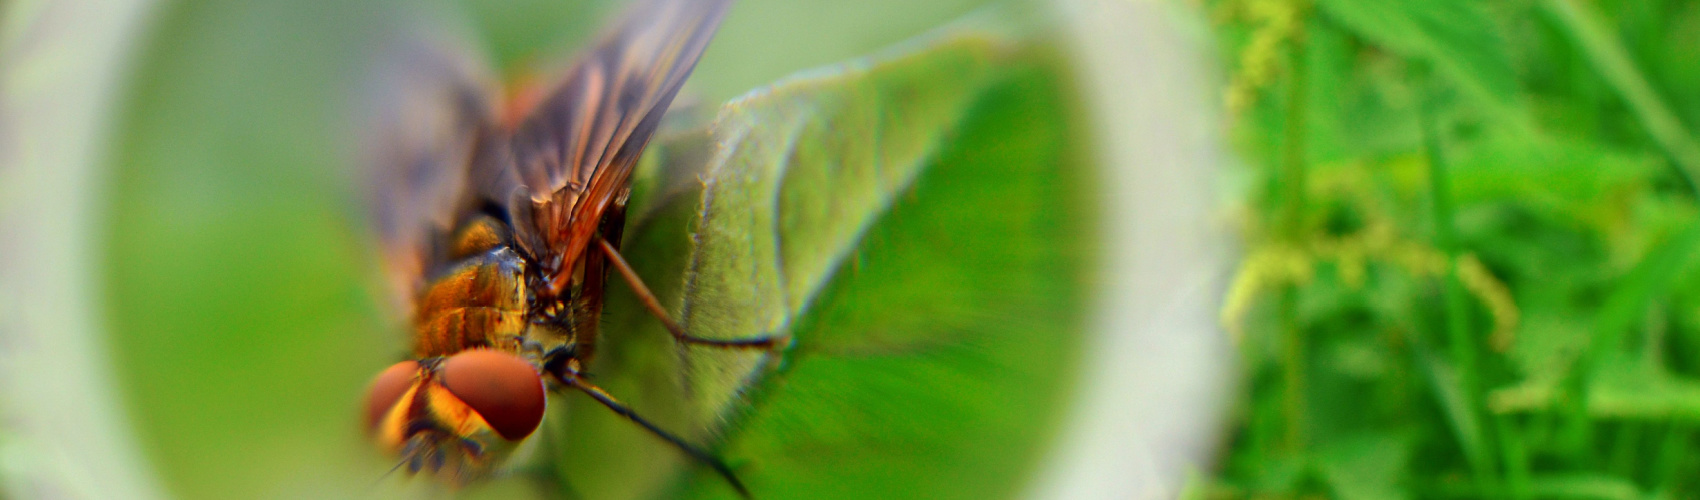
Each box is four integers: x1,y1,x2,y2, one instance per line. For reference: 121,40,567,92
543,359,751,498
595,237,791,350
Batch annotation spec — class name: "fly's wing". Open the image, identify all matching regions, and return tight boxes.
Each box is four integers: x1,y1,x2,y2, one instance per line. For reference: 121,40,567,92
505,0,732,295
362,32,501,316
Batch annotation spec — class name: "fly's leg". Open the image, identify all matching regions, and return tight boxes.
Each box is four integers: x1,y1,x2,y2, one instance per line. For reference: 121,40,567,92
547,360,751,498
596,237,790,350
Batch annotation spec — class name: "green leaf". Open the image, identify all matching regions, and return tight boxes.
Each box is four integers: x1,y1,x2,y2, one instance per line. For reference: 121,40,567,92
1589,223,1700,356
1449,128,1660,222
1587,353,1700,422
556,12,1094,500
1488,309,1587,414
1315,432,1414,500
1313,0,1524,117
1416,349,1494,481
1433,473,1645,499
1524,473,1642,500
1543,0,1700,191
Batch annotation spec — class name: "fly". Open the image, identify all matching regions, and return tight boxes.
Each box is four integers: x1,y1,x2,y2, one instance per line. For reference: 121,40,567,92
359,0,783,495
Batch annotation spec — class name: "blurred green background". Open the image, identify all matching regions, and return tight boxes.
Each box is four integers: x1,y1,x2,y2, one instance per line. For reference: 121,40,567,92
1208,0,1700,498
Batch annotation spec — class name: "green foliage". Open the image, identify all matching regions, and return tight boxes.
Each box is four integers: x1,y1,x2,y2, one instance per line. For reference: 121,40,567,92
1213,0,1700,497
1314,0,1523,117
560,14,1093,500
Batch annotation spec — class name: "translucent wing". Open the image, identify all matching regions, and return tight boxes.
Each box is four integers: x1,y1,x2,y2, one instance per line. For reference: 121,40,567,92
362,32,502,316
505,0,732,295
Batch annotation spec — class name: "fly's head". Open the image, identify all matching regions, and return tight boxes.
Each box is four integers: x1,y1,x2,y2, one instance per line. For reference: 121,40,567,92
365,349,546,484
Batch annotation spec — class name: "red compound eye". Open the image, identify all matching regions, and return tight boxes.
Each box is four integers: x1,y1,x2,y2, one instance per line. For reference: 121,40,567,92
439,350,545,441
365,361,419,431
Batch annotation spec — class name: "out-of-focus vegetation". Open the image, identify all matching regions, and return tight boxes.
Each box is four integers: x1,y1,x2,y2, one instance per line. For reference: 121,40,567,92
1209,0,1700,498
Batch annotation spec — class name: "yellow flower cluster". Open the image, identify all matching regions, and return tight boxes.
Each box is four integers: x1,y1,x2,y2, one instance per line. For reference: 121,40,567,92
1221,163,1521,352
1222,0,1304,115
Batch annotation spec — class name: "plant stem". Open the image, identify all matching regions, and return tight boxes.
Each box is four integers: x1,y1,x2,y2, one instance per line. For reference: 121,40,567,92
1651,422,1690,495
1495,415,1529,500
1420,67,1500,490
1277,3,1310,453
1278,289,1304,452
1277,16,1308,244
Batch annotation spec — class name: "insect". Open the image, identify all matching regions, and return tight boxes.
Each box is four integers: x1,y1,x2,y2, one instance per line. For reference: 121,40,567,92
359,0,782,494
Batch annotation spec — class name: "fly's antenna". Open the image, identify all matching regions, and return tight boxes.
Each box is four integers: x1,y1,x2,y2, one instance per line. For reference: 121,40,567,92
371,458,411,491
369,437,424,492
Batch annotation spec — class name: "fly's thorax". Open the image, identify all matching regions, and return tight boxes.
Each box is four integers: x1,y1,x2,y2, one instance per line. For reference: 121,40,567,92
413,215,532,358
